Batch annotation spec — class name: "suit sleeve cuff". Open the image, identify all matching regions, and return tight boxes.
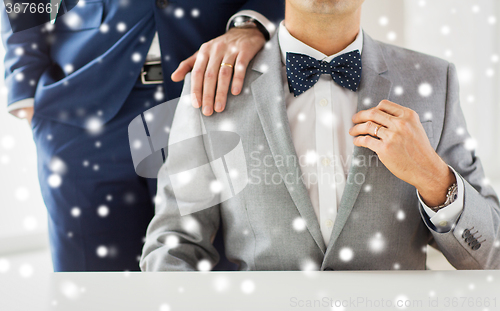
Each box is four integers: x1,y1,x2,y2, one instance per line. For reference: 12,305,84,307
7,98,35,115
417,166,465,232
226,10,276,39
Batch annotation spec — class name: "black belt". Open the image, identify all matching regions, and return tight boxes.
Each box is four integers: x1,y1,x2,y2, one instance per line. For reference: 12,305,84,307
139,60,163,84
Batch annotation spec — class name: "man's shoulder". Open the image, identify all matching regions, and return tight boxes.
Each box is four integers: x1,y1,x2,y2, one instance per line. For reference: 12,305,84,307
374,39,450,73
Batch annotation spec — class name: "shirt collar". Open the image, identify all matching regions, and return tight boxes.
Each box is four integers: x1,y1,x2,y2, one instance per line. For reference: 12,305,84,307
278,21,363,64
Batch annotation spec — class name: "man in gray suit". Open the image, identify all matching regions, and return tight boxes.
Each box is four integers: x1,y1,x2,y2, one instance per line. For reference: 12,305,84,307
140,0,500,270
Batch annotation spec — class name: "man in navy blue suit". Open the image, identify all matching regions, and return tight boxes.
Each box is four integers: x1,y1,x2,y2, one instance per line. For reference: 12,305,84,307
1,0,283,271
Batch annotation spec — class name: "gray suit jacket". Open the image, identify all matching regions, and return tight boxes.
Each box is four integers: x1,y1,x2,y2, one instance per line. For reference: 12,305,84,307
140,32,500,271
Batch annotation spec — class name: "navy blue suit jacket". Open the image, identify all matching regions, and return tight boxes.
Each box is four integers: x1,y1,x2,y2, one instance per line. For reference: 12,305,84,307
2,0,284,127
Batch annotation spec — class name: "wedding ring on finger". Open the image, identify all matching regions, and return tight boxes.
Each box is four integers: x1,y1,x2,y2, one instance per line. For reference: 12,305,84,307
220,63,233,68
374,125,382,138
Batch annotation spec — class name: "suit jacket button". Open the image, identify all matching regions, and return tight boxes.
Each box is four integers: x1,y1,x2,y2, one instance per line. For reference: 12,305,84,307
462,229,471,239
156,0,169,9
465,236,475,243
471,243,481,251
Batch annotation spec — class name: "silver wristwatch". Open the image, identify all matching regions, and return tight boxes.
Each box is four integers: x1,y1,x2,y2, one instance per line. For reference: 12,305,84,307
430,182,458,212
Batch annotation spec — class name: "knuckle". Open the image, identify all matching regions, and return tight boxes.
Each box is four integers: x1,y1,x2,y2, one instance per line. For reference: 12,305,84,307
192,68,205,77
205,70,217,80
219,68,232,78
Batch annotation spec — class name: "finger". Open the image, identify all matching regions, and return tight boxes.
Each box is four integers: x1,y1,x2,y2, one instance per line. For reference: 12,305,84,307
171,52,197,82
190,51,209,109
214,54,237,113
231,52,252,95
376,100,404,117
353,135,383,153
349,121,387,139
352,107,393,127
201,53,225,116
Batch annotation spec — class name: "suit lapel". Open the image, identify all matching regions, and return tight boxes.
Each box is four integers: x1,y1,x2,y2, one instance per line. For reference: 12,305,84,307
250,35,327,254
323,33,393,260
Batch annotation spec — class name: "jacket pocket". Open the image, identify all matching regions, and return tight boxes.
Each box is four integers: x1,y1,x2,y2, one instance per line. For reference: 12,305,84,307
54,0,104,32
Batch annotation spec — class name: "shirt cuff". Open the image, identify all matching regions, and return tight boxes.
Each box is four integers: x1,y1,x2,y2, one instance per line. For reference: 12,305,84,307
226,10,277,39
7,98,35,115
417,166,464,232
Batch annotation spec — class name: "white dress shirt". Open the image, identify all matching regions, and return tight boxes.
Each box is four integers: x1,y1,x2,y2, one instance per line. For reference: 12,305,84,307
278,22,464,245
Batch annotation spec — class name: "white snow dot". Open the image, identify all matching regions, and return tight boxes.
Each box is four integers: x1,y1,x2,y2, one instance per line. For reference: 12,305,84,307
0,155,10,165
213,276,230,292
494,240,500,248
85,117,104,135
395,295,409,309
444,49,453,58
456,127,465,136
379,16,389,26
63,12,83,29
174,8,184,18
0,258,10,273
339,247,354,262
396,210,405,221
486,275,494,282
15,187,30,201
297,113,306,122
144,112,154,122
15,73,24,82
197,259,211,272
418,0,426,7
96,246,108,257
131,52,142,63
464,138,477,151
191,9,200,18
154,91,164,101
14,47,24,56
468,283,475,290
394,86,404,96
210,180,223,194
369,232,385,252
486,68,495,77
492,54,499,63
472,5,480,13
440,25,451,35
386,31,397,41
133,140,142,149
48,174,62,188
97,205,109,217
423,111,433,120
64,64,74,74
418,83,433,97
60,281,81,300
393,263,400,270
49,157,67,174
241,280,255,294
363,97,372,106
19,264,34,278
106,195,113,201
363,184,372,192
293,217,307,232
116,22,127,32
165,235,179,249
100,24,109,33
488,16,497,25
159,303,171,311
23,216,38,231
95,141,101,148
71,207,81,217
467,95,475,103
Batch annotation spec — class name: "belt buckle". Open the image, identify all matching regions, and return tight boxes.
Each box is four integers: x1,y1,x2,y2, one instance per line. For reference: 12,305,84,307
140,60,163,85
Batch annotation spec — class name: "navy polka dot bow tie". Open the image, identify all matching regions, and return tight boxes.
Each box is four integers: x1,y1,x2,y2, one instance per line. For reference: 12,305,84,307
285,50,362,97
